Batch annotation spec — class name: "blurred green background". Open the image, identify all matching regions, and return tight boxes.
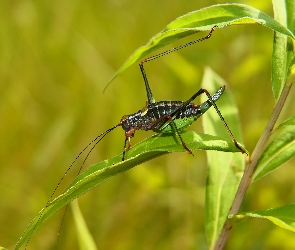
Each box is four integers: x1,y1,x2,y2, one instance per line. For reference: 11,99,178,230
1,0,295,249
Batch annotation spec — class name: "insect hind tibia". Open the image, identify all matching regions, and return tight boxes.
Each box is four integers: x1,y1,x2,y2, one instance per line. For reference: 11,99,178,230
201,86,246,155
159,85,245,156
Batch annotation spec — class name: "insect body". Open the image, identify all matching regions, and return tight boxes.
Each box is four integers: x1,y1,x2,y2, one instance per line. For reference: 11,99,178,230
119,85,230,160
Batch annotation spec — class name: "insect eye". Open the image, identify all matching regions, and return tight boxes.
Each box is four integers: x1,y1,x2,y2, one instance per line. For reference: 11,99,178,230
120,115,130,131
121,115,128,123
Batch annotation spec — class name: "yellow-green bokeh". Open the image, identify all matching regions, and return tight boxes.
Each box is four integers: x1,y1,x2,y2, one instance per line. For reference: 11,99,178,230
1,1,294,249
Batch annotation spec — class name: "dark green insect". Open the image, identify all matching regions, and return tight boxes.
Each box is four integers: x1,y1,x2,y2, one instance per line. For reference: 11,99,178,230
22,25,246,249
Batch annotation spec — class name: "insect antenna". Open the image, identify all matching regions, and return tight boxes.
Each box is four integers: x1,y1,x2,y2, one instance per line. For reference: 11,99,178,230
23,123,121,249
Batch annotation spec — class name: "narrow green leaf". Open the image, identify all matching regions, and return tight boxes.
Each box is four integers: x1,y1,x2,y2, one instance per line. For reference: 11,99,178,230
276,115,295,129
71,200,97,250
105,3,295,91
286,1,295,74
229,204,295,232
201,68,245,249
16,130,244,250
271,0,288,100
254,125,295,181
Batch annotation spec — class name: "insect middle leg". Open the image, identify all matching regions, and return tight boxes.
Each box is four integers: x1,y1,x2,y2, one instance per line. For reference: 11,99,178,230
151,114,194,156
163,115,194,155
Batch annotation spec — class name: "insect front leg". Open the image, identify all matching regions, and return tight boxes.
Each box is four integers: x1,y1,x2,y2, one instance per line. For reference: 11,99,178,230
122,128,136,161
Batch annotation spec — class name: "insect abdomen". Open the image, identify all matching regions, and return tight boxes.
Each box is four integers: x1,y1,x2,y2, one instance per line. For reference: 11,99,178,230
149,101,201,133
147,101,182,118
152,87,224,133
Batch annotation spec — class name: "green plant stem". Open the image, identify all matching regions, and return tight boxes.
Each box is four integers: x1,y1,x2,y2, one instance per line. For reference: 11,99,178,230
214,83,292,250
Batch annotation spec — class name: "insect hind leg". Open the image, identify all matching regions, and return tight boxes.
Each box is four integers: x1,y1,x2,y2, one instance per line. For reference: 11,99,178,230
198,87,246,155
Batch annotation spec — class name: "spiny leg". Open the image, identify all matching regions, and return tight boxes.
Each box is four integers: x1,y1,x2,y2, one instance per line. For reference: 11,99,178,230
156,86,246,155
198,88,246,155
